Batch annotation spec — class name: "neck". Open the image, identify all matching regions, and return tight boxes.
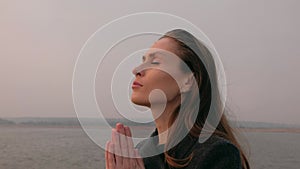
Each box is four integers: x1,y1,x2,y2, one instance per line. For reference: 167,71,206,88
151,97,180,145
153,108,170,145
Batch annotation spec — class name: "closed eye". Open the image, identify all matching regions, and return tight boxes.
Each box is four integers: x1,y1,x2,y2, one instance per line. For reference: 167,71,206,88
151,57,161,64
151,61,160,64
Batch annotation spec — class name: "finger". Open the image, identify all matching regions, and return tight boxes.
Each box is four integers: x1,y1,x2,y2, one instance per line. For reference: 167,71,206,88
116,123,130,168
116,123,125,134
112,129,123,165
124,126,134,147
124,126,134,158
109,142,116,169
106,141,116,169
111,128,117,143
105,141,109,169
134,149,145,169
124,126,137,167
127,147,137,168
116,123,129,158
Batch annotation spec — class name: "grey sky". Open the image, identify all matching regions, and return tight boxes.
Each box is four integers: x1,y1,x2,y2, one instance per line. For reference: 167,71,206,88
0,1,299,124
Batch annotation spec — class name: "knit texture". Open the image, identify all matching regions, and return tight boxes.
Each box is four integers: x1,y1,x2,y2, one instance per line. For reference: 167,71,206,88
135,128,242,169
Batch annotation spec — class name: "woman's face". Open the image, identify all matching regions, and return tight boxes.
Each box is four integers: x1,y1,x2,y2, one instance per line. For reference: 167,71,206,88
131,38,188,107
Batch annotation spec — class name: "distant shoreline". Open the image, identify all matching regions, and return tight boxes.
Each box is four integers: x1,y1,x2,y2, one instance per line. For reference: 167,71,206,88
1,124,300,133
238,128,300,133
1,117,300,133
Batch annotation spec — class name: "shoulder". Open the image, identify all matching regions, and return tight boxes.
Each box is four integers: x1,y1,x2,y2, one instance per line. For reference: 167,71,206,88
187,135,242,169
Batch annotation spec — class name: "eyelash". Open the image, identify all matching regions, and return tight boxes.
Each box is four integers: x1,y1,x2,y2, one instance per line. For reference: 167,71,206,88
151,61,160,64
142,58,160,64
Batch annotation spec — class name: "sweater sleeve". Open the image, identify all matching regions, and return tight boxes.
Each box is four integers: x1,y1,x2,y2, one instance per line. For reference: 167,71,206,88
189,141,242,169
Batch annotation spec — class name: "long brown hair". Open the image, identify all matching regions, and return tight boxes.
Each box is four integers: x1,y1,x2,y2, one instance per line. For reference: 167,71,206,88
159,29,250,169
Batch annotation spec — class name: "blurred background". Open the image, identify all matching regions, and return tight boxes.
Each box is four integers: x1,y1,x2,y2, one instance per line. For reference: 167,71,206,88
0,1,299,169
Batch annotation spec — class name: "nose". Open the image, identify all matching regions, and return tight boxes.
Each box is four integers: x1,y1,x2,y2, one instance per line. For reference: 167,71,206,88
132,65,145,77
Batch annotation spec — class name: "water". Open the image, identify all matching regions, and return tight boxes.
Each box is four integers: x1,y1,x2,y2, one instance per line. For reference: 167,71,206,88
0,127,103,169
244,131,300,169
0,126,299,169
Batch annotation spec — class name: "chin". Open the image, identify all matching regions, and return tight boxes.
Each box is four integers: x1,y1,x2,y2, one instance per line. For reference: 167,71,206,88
131,96,150,107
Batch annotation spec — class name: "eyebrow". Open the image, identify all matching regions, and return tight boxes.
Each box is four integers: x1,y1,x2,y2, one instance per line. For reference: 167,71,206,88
142,51,163,61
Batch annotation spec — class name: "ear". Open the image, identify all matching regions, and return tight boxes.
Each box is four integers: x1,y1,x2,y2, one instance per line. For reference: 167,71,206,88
180,73,194,93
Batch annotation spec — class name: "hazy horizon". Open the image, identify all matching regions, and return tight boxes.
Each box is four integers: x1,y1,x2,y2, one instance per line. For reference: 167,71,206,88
2,117,300,129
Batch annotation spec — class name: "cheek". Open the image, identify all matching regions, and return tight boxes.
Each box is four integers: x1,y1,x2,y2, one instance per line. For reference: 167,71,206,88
131,70,181,106
151,75,180,101
164,81,180,101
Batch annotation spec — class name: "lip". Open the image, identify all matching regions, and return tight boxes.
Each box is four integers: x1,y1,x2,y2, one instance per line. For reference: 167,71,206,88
132,81,143,89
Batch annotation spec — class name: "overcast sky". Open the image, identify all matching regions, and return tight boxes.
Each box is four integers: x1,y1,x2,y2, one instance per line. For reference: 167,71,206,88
0,0,299,124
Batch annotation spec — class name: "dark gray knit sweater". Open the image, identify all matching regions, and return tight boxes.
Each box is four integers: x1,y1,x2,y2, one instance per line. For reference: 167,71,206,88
135,128,242,169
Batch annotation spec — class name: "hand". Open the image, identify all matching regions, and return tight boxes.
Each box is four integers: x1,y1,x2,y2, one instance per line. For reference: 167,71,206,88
105,123,145,169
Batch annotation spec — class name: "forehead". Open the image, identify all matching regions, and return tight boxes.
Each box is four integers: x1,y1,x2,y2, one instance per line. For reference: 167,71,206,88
150,38,178,54
143,38,179,59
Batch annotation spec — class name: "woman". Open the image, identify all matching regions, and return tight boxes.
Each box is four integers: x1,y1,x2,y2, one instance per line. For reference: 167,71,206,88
106,29,250,169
